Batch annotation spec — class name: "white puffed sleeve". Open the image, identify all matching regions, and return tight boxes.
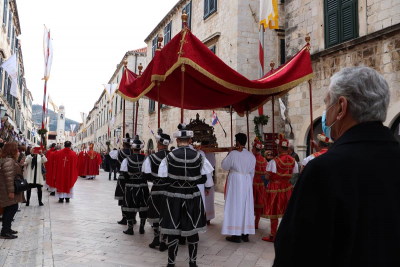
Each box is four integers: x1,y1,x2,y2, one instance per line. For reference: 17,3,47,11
120,159,128,172
142,157,152,174
266,159,277,173
158,158,168,178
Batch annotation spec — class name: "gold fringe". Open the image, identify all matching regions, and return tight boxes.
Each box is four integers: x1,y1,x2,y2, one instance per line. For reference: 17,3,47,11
266,186,293,193
262,214,284,219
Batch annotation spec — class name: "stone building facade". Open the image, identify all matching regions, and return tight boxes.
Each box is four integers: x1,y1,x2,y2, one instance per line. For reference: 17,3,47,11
0,0,34,145
141,0,286,192
284,0,400,160
74,48,147,151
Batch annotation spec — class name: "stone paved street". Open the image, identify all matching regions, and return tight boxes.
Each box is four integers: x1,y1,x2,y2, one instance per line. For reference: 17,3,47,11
0,170,275,267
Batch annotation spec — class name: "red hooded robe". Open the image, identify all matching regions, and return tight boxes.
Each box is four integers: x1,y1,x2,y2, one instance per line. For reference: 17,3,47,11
77,150,88,176
83,149,102,175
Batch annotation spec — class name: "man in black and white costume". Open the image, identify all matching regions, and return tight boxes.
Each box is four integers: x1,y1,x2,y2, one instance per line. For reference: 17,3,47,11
143,128,172,251
109,134,133,225
120,136,149,235
158,124,214,267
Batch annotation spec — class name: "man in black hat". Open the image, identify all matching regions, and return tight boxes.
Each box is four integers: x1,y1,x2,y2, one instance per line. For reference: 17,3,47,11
109,133,133,225
143,128,172,251
158,124,214,267
221,133,256,243
119,135,149,235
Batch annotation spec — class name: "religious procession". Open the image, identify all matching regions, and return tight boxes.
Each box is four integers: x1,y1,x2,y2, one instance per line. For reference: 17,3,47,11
0,0,400,266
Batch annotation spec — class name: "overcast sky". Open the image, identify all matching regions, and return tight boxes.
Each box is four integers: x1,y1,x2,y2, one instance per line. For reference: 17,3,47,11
18,0,177,122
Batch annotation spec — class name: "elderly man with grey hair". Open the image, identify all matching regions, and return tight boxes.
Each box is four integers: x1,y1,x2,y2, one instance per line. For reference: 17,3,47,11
273,67,400,267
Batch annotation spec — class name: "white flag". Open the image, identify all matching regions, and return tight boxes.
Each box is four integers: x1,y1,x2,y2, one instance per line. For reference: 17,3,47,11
80,112,88,131
279,98,286,121
104,84,119,113
1,54,18,98
70,124,76,132
260,0,279,29
43,26,54,81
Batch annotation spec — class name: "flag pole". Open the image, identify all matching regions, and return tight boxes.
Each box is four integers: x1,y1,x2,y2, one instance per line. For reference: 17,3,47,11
216,117,227,137
230,105,233,148
135,64,143,135
306,35,314,153
180,64,185,123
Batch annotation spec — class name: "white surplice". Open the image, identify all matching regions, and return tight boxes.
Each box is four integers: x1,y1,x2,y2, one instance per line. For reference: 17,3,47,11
205,152,216,221
221,148,256,236
197,150,214,205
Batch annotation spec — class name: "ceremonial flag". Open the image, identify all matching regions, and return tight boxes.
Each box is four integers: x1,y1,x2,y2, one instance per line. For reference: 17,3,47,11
48,95,58,113
70,124,76,132
43,26,54,81
260,0,279,30
80,112,88,132
148,125,154,135
104,84,119,113
212,110,218,126
279,98,286,121
1,54,18,97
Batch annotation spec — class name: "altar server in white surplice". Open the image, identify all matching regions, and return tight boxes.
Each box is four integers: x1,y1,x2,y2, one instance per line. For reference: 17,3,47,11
221,133,256,243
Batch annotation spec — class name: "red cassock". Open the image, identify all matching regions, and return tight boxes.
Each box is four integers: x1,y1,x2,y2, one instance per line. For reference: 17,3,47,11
77,151,88,176
83,150,102,176
54,148,78,194
45,148,56,188
253,154,268,216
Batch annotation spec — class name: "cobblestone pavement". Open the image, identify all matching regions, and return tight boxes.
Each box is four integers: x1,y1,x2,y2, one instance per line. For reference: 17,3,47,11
0,170,275,267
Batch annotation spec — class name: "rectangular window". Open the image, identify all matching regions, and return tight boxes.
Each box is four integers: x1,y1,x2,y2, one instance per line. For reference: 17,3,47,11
115,97,117,115
3,73,7,97
7,76,11,105
152,36,158,58
280,39,285,65
182,2,192,30
324,0,358,48
204,0,217,19
120,96,123,111
164,21,172,46
3,0,7,26
149,99,155,112
11,26,14,50
210,45,216,54
15,37,18,52
0,58,3,93
7,8,11,38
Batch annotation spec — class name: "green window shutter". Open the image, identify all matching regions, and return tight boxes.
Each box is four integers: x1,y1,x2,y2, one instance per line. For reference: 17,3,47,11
210,45,216,54
325,0,339,47
340,0,358,42
324,0,358,48
182,2,192,30
3,0,7,26
280,39,286,65
115,97,117,114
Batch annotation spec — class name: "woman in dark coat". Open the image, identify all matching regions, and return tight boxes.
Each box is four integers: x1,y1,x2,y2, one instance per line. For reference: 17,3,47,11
0,142,25,239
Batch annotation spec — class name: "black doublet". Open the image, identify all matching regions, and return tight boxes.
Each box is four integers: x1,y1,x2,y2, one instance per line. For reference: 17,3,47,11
122,154,149,218
114,148,132,206
160,146,207,237
145,149,170,223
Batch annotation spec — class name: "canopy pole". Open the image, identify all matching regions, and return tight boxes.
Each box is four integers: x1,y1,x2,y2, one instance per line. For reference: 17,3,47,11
309,80,314,153
134,101,139,135
123,100,126,137
272,95,275,156
246,111,250,151
230,105,233,148
181,64,185,123
157,81,161,129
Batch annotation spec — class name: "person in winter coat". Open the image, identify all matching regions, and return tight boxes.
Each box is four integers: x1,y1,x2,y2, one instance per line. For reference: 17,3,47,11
0,142,25,239
23,147,47,206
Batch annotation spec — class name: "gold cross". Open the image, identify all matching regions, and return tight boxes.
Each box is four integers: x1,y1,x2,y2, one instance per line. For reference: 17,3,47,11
63,157,68,167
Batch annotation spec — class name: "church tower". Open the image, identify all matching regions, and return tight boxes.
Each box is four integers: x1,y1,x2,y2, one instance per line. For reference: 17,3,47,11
56,105,66,144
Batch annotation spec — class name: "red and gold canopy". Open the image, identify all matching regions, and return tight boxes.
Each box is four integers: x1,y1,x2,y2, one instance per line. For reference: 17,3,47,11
118,27,313,116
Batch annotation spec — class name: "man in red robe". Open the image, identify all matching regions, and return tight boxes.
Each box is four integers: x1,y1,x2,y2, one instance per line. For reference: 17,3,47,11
54,141,78,203
83,143,102,180
252,137,268,229
262,134,299,242
77,144,87,177
45,143,57,195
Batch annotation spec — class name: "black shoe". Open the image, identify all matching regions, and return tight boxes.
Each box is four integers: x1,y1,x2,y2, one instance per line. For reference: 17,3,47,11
39,202,44,206
149,236,160,249
123,228,134,235
139,226,145,234
10,230,18,234
189,262,198,267
58,199,64,203
240,234,249,242
226,235,241,243
65,198,70,203
114,178,117,181
207,220,211,225
25,202,29,206
1,231,17,239
50,192,55,196
159,242,168,252
118,218,127,225
179,237,186,245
